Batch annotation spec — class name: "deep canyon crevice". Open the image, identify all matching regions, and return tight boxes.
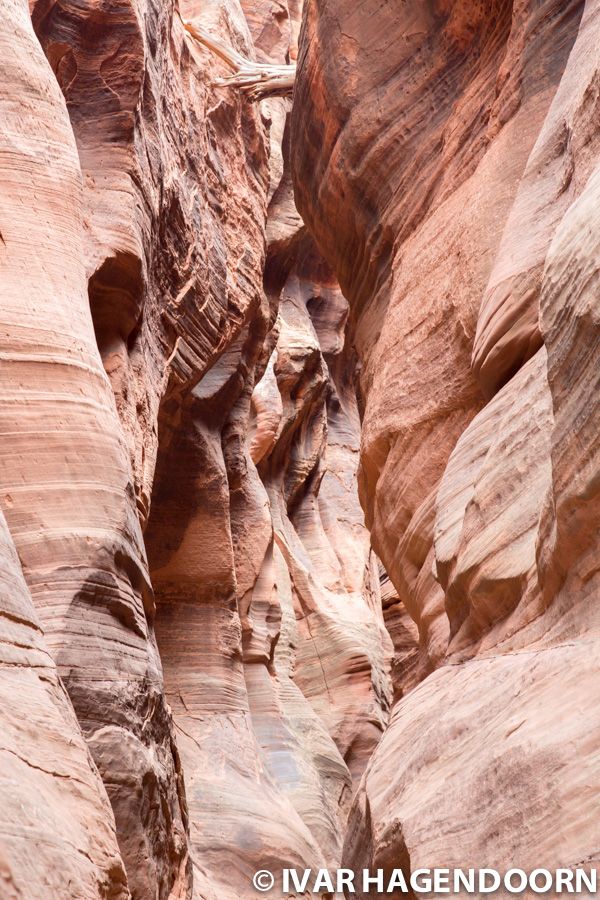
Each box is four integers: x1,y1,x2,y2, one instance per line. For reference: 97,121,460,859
1,0,599,898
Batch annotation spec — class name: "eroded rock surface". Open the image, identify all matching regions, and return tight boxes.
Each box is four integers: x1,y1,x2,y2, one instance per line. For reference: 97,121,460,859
292,0,600,892
3,0,600,896
1,0,390,897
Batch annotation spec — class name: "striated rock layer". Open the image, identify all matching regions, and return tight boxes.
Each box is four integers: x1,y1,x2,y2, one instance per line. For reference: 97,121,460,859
293,0,600,893
3,0,600,896
1,0,390,897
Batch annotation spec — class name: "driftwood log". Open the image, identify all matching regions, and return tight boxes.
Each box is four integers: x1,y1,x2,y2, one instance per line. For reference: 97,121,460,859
182,17,296,101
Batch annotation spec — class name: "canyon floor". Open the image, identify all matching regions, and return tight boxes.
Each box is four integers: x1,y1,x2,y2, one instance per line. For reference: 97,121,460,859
1,0,599,898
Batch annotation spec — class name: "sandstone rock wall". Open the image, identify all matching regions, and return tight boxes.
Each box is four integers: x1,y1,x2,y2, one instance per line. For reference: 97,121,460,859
3,0,600,895
0,0,391,897
292,0,600,892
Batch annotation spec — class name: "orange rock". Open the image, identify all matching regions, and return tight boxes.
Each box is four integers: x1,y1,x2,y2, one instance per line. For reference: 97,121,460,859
293,0,600,889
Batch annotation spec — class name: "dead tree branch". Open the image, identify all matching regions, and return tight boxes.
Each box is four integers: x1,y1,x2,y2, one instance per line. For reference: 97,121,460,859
182,18,296,101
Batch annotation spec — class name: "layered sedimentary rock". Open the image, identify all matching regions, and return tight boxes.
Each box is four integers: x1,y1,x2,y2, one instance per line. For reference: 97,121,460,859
0,507,127,900
143,18,391,889
5,0,600,895
1,0,391,897
292,0,600,893
2,1,190,895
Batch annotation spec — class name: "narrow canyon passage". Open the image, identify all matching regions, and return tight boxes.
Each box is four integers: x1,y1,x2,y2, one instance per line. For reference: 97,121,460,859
0,1,599,899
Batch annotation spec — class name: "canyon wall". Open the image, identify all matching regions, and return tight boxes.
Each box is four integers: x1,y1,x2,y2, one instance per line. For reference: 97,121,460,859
2,0,600,896
292,0,600,893
0,0,389,897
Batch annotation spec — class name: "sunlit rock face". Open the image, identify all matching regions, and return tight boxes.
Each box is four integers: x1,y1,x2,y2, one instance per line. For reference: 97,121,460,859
1,0,392,897
292,0,600,892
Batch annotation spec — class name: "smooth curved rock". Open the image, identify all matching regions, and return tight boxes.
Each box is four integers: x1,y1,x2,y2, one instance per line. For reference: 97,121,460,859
292,0,584,644
293,0,600,889
435,349,553,649
472,0,598,397
0,500,129,899
5,0,600,894
0,2,189,895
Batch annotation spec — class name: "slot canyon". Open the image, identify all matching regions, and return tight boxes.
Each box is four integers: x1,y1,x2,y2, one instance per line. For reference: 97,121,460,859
0,0,599,897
